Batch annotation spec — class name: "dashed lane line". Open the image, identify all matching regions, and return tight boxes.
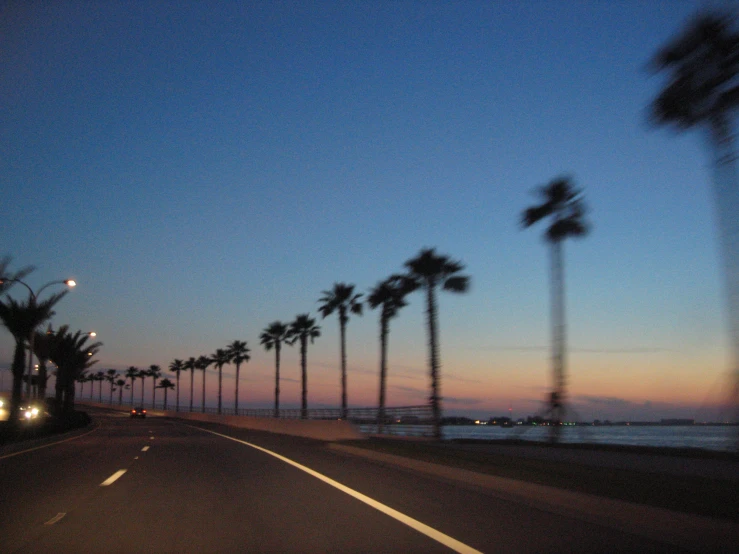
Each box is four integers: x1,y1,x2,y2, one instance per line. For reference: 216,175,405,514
100,469,127,486
185,424,482,554
141,446,150,451
44,512,66,525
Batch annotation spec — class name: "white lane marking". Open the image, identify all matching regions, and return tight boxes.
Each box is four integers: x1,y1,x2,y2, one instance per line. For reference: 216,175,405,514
186,425,482,554
134,456,139,460
44,512,66,525
100,469,127,486
141,446,150,451
0,425,99,461
150,436,155,440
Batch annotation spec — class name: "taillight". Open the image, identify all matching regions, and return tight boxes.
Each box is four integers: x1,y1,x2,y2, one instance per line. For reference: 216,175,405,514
142,410,146,413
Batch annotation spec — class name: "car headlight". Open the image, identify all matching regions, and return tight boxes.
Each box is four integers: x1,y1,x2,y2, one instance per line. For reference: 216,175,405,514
24,411,33,419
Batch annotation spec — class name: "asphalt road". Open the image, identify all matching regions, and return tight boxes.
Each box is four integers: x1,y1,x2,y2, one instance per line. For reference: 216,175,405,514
0,409,701,553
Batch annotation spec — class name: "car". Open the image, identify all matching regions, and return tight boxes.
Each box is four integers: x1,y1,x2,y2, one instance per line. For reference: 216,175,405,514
130,407,147,418
18,404,48,424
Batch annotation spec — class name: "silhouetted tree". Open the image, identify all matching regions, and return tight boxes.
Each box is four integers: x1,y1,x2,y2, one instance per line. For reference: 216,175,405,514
367,275,416,433
148,365,162,407
197,355,213,413
105,369,118,404
227,340,250,413
50,328,102,413
404,248,470,440
260,321,290,417
125,366,140,406
287,314,321,419
318,283,363,419
169,359,185,411
114,378,128,405
157,378,175,410
211,349,229,414
522,176,589,442
184,357,197,412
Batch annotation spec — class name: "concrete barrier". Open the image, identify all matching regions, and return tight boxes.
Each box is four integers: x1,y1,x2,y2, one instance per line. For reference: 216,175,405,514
79,402,365,441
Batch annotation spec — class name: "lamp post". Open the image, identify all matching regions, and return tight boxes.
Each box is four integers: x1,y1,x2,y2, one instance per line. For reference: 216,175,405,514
0,278,77,399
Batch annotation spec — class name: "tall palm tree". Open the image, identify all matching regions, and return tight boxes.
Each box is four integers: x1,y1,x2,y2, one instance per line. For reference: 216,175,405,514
0,292,66,419
318,283,363,419
260,321,290,418
227,340,251,413
169,359,185,412
148,365,162,407
76,371,89,399
522,177,589,441
94,370,105,402
106,369,118,404
404,248,470,440
32,325,55,400
367,275,417,433
287,314,321,419
0,256,34,296
650,11,739,425
114,378,128,405
157,378,175,410
196,355,213,413
49,328,102,413
211,349,230,414
125,366,140,406
183,356,197,412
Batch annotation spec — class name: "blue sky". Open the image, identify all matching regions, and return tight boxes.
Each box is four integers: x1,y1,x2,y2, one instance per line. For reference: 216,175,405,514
1,1,735,421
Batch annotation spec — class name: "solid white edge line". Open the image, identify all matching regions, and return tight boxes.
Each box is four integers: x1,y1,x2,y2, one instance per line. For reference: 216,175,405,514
185,424,482,554
0,425,100,461
141,446,150,451
100,469,127,486
44,512,66,525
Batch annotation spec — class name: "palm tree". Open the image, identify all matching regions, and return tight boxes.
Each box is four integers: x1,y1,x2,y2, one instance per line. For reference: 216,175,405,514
211,349,230,415
227,340,251,413
367,275,417,433
114,378,128,405
106,369,118,404
169,359,185,412
183,356,197,412
522,177,589,442
404,248,470,440
157,378,175,410
148,365,162,408
125,366,140,406
32,325,55,401
94,370,105,402
196,355,213,413
49,328,102,413
650,11,739,425
318,283,363,419
0,256,34,296
260,321,290,418
76,371,89,399
287,314,321,419
0,292,66,419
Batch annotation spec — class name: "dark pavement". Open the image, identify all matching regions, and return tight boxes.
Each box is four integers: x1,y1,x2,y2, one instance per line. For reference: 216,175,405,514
0,409,718,553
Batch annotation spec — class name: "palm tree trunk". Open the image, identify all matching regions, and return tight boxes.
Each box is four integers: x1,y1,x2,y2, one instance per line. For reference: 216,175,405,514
152,380,157,408
38,361,47,400
118,387,123,405
164,389,168,410
301,336,307,420
234,364,240,414
274,343,281,418
130,380,135,405
176,373,180,412
426,284,442,440
202,369,206,413
378,310,389,434
549,239,566,443
340,313,347,419
217,367,222,414
708,120,739,429
189,370,194,412
140,376,145,406
10,341,25,420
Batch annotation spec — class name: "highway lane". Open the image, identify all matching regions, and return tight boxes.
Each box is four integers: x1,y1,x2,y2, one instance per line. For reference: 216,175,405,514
1,411,695,553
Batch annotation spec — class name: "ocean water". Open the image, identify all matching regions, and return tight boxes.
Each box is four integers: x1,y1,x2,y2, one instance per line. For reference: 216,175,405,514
442,424,738,452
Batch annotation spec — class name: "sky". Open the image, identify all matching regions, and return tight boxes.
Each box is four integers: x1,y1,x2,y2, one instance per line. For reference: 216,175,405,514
1,0,736,422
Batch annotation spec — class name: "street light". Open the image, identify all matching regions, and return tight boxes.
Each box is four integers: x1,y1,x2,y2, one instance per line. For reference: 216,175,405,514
0,277,77,399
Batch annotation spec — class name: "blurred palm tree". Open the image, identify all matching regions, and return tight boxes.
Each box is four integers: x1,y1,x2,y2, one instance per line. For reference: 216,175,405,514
522,177,589,442
125,366,140,406
287,314,321,419
105,369,118,404
404,248,470,440
367,275,417,433
148,365,162,407
260,321,290,417
94,370,105,402
227,340,251,413
169,359,185,411
196,355,213,413
50,327,102,413
157,378,175,410
650,10,739,427
0,256,34,296
114,378,128,405
211,349,229,414
0,292,66,419
76,371,89,399
318,283,363,419
183,357,197,412
32,324,55,400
